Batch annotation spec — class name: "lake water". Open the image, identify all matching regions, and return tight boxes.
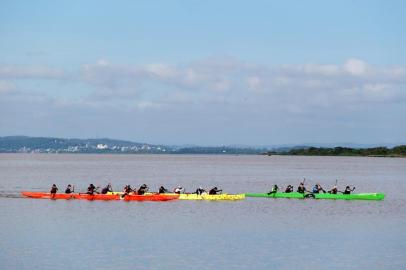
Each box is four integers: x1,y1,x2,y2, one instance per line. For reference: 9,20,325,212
0,154,405,269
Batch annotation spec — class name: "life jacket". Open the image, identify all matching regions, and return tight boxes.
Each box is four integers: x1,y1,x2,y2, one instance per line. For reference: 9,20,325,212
65,188,72,194
312,186,319,193
297,186,305,193
50,187,58,194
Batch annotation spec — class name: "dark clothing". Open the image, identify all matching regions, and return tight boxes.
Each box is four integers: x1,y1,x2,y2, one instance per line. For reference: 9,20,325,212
50,186,58,194
209,188,222,195
196,188,205,195
297,185,306,194
138,185,148,195
65,187,73,194
285,186,293,193
267,185,279,195
329,188,338,194
343,187,354,195
101,185,112,194
87,184,96,195
123,185,132,194
159,186,168,194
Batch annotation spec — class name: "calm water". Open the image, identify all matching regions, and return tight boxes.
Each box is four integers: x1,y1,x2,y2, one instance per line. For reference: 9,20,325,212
0,154,405,270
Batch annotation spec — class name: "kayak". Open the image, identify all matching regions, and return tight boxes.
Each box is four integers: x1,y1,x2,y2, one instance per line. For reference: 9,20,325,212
21,192,178,201
21,192,120,200
177,193,245,200
245,192,385,200
21,192,79,200
123,194,179,201
107,192,245,200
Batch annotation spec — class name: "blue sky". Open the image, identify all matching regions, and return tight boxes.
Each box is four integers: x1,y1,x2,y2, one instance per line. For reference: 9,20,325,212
0,0,405,145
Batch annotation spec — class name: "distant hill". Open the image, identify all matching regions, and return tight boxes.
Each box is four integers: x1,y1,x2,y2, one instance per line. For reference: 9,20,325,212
0,136,168,153
0,136,266,154
1,136,404,156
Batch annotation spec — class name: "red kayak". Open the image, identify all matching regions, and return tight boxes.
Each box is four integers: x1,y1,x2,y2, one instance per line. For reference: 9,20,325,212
21,192,120,200
21,192,78,200
21,192,178,201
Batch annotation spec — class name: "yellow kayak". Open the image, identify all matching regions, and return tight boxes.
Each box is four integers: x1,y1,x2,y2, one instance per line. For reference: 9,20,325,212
177,193,245,200
106,192,244,200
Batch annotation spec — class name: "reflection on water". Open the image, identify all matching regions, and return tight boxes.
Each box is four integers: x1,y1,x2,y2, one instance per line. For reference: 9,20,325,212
0,154,405,269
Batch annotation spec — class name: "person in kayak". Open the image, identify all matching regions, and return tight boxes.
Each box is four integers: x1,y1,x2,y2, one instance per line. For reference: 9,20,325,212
267,185,279,195
312,183,326,194
209,187,222,195
158,186,169,194
137,184,149,195
123,185,132,194
50,184,58,194
173,186,185,194
297,182,307,193
328,185,338,194
101,183,113,194
65,184,74,194
285,185,294,193
195,186,206,195
87,184,97,195
343,185,355,194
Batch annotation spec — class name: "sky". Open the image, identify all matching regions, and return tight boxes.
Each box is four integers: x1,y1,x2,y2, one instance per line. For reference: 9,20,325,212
0,0,405,146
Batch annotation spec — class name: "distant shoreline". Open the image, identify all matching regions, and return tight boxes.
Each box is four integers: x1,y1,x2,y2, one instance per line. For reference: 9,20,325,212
264,146,406,158
0,136,405,156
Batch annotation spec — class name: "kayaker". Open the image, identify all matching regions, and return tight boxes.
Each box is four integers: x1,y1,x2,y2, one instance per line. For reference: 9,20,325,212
195,186,206,195
158,186,169,194
123,185,132,195
209,187,222,195
328,185,338,194
65,184,74,194
173,186,185,194
285,185,294,193
297,182,307,193
343,185,355,194
312,184,326,194
137,184,149,195
87,184,97,195
50,184,58,194
267,185,279,195
101,183,113,194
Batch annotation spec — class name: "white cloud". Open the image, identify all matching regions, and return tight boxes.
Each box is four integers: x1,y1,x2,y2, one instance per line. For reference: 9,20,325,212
343,58,369,76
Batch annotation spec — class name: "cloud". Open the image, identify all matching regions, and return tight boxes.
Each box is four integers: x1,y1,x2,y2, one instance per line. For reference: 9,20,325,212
1,57,406,144
0,66,65,79
344,58,368,76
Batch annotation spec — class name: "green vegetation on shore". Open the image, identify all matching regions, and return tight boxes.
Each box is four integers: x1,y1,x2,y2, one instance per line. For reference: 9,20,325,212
266,145,406,157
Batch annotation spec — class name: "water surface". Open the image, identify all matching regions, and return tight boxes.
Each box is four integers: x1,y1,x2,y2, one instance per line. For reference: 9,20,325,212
1,154,405,269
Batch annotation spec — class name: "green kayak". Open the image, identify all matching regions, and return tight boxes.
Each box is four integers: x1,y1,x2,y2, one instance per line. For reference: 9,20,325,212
245,192,385,200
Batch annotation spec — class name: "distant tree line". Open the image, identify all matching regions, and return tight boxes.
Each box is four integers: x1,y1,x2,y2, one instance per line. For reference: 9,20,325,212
266,145,406,157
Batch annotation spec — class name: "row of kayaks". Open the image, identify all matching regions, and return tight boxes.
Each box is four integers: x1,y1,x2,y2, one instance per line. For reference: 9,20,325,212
21,191,384,201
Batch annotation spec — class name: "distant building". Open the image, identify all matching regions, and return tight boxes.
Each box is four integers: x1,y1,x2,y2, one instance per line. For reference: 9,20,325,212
97,144,108,150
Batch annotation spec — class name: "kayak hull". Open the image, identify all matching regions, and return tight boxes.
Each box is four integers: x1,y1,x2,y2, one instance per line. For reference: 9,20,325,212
177,193,245,200
21,192,178,201
123,194,179,201
108,192,245,200
245,192,385,200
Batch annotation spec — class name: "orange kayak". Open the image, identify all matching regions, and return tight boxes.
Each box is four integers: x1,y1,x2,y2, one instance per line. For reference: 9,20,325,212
21,192,178,201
